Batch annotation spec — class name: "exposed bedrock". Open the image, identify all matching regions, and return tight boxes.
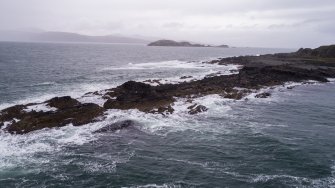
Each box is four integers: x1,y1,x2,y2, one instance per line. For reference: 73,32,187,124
1,45,335,134
103,81,175,113
1,96,104,134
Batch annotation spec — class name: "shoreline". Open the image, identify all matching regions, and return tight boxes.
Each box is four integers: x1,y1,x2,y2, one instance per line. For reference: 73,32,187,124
1,45,335,134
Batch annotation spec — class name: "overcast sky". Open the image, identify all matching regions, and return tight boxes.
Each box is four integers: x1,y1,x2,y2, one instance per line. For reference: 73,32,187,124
0,0,334,48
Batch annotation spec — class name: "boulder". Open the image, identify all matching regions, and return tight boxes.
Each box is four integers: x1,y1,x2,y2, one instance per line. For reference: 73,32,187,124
188,104,208,115
255,92,271,98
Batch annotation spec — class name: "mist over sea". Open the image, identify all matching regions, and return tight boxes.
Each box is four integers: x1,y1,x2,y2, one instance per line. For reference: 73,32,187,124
1,42,335,187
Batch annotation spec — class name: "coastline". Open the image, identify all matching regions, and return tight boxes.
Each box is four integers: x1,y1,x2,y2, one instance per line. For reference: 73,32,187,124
1,45,335,134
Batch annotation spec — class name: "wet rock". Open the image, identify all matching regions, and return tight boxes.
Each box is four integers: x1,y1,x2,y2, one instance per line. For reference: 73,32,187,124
0,105,27,129
180,76,193,79
154,105,175,114
46,96,80,109
103,81,175,112
287,86,295,89
188,104,208,115
224,91,246,100
94,120,138,133
0,97,105,134
255,92,271,98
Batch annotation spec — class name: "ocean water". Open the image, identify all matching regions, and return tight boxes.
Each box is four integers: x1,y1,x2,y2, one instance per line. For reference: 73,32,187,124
0,42,335,188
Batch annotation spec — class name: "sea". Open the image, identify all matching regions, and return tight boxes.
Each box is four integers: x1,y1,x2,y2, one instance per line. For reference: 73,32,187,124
0,42,335,188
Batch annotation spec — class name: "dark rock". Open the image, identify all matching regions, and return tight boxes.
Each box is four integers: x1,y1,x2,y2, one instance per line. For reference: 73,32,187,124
94,120,138,133
0,105,26,125
255,92,271,98
156,105,175,114
180,76,193,79
103,81,175,112
0,97,105,134
287,86,295,89
295,45,335,58
46,96,80,109
187,104,197,110
188,105,208,115
224,90,247,100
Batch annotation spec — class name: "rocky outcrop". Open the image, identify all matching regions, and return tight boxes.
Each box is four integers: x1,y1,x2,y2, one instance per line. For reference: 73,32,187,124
1,96,104,134
1,45,335,134
46,96,80,109
210,45,335,68
102,64,335,114
103,81,175,112
295,45,335,58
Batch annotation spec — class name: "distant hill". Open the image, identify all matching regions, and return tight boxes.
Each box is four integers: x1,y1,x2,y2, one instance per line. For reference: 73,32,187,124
0,31,149,44
148,39,229,48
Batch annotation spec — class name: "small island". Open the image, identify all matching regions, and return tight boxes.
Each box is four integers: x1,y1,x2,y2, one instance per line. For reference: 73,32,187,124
148,39,229,48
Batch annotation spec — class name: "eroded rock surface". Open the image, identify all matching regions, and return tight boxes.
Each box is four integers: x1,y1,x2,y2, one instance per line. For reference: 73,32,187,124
1,96,104,134
103,81,175,112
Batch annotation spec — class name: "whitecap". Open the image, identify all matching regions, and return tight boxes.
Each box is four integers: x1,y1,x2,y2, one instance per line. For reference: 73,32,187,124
23,103,57,112
29,82,57,87
103,60,241,72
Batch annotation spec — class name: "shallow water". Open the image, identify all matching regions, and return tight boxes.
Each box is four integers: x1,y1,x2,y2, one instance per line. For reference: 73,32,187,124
1,42,334,188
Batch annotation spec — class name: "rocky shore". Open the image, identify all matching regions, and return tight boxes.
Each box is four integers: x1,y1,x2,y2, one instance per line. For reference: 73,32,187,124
1,45,335,134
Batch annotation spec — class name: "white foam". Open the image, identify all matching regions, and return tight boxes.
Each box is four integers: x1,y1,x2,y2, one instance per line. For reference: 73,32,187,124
1,121,12,130
0,82,115,111
126,183,181,188
103,60,241,72
97,94,234,136
77,93,107,107
251,173,335,187
29,82,57,87
23,103,57,112
104,60,198,70
0,122,105,169
140,63,240,86
252,174,309,183
243,80,321,102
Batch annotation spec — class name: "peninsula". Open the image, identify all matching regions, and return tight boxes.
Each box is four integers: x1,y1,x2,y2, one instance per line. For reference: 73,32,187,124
1,45,335,134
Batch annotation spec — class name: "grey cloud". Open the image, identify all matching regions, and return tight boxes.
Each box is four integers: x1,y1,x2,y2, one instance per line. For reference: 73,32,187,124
0,0,334,48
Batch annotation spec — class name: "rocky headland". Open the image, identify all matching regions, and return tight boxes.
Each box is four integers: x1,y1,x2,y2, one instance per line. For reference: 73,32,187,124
1,45,335,134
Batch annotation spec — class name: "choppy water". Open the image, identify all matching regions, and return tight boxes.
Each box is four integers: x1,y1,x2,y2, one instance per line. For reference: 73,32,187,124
1,42,334,188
